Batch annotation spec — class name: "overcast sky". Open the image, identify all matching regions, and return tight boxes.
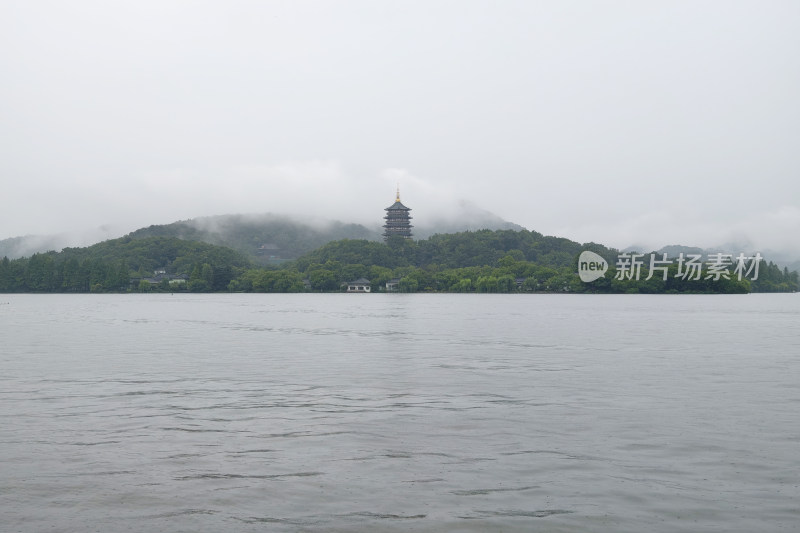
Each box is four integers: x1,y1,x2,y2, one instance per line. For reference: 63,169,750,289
2,1,798,253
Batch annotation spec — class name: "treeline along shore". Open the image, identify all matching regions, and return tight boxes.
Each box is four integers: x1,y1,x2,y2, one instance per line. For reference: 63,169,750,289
1,230,797,294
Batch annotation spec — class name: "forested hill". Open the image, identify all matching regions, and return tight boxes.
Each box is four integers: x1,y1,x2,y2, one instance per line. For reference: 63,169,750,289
0,236,252,293
2,229,797,293
280,231,795,294
1,207,525,261
295,229,616,270
127,214,379,263
125,212,527,263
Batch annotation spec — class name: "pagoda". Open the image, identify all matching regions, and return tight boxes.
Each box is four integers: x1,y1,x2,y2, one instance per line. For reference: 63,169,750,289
383,187,413,241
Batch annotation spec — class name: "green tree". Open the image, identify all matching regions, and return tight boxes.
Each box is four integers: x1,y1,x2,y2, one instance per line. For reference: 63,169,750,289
452,278,473,292
475,275,498,293
397,277,419,292
0,257,11,291
25,253,56,291
308,269,339,291
497,274,516,292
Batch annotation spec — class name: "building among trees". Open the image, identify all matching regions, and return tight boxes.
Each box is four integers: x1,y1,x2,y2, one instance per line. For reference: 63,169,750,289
383,188,413,241
345,277,371,292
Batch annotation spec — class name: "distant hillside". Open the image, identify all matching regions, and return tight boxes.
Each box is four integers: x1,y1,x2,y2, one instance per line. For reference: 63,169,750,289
59,235,252,272
294,229,618,271
128,208,526,262
0,215,381,261
1,204,526,261
126,214,380,264
4,228,796,294
0,235,60,260
281,230,769,294
622,243,799,292
630,244,800,275
661,244,800,277
0,233,106,260
656,244,707,256
0,236,252,293
413,201,524,239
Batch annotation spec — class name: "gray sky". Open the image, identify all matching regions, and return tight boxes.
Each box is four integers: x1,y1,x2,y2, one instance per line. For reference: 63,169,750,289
2,1,799,253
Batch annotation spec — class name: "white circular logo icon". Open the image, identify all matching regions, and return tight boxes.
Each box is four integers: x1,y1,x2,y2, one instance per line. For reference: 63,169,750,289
578,251,608,282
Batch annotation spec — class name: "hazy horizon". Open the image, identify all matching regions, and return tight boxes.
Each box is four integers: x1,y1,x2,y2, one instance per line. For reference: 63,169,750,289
2,1,798,255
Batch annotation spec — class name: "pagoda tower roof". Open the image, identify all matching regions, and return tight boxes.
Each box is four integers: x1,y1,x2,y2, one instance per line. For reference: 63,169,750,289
385,200,411,211
385,186,412,211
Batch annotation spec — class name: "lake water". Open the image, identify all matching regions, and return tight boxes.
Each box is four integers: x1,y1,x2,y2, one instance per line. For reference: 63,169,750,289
1,293,798,532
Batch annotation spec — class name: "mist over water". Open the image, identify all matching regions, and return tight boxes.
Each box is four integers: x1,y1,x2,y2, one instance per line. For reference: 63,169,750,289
1,294,798,532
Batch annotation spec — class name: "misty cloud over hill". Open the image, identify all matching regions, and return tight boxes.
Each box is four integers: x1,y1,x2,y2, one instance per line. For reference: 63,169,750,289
2,202,798,274
0,227,123,261
0,202,524,262
413,201,524,239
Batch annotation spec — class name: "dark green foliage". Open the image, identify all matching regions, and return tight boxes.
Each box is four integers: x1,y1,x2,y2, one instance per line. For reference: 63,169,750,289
277,230,785,294
295,239,405,270
228,269,305,292
2,228,796,294
58,236,249,273
295,230,608,271
594,263,751,294
0,237,252,293
750,261,800,292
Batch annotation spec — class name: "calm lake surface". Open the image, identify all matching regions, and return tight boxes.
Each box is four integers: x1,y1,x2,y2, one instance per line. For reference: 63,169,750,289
1,293,799,532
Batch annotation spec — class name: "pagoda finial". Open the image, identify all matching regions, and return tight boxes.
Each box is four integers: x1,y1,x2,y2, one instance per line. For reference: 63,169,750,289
396,184,401,202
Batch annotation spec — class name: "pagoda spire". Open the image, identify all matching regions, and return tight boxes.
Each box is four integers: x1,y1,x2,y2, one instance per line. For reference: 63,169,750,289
396,184,401,202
